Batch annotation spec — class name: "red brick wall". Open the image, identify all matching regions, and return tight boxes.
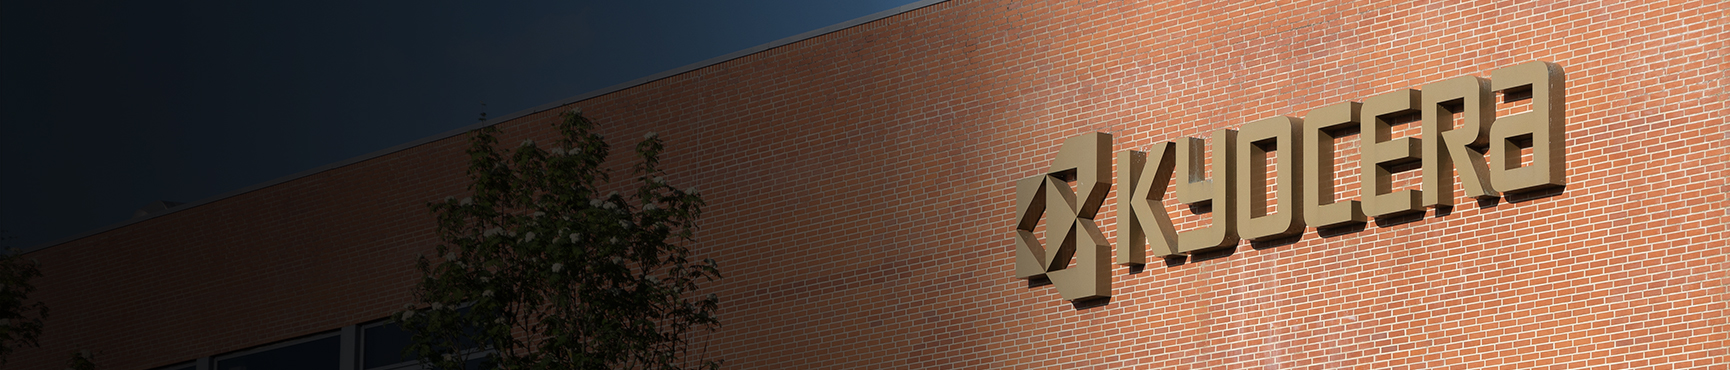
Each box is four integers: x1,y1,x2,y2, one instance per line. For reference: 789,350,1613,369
16,0,1726,368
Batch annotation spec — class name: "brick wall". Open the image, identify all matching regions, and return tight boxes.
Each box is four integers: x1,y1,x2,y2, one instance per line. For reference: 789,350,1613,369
15,0,1726,368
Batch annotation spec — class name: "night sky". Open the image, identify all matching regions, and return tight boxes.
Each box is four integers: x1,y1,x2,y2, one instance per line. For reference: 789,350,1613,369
1,0,919,250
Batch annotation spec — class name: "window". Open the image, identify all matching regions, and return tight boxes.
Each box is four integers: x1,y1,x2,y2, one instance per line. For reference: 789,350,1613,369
361,313,487,370
150,361,196,370
214,331,341,370
160,314,491,370
361,320,414,370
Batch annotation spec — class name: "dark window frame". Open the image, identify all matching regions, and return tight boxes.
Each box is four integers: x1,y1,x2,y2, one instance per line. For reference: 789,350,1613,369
148,360,197,370
212,330,343,370
360,317,492,370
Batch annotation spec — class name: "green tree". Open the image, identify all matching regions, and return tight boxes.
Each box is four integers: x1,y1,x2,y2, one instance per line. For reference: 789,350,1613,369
0,247,46,365
398,108,720,370
66,350,96,370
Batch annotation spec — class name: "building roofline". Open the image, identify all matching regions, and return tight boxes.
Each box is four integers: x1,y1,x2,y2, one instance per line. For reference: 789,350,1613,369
23,0,948,254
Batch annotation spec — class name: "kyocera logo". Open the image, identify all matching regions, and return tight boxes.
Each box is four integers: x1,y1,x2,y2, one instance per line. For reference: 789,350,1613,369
1014,61,1566,301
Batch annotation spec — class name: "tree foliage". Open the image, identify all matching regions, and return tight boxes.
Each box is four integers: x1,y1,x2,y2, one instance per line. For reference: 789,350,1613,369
398,108,720,370
0,248,46,365
66,350,96,370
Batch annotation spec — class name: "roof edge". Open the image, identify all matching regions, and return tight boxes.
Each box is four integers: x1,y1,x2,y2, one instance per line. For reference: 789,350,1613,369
23,0,949,254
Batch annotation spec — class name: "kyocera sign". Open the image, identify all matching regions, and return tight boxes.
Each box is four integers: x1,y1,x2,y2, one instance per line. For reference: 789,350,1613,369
1014,61,1566,301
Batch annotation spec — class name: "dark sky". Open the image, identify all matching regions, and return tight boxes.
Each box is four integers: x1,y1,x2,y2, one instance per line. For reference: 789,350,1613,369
1,0,919,250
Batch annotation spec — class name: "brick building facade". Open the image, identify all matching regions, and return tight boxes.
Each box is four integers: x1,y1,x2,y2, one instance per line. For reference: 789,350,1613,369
14,0,1727,368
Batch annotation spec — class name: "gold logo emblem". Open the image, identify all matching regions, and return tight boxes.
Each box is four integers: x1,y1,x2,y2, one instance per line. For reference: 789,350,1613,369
1014,61,1567,302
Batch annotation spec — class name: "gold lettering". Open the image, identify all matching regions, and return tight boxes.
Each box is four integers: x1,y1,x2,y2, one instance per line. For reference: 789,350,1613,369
1116,143,1179,264
1423,75,1498,206
1361,89,1425,218
1302,102,1367,228
1176,130,1238,252
1489,61,1567,193
1236,116,1304,241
